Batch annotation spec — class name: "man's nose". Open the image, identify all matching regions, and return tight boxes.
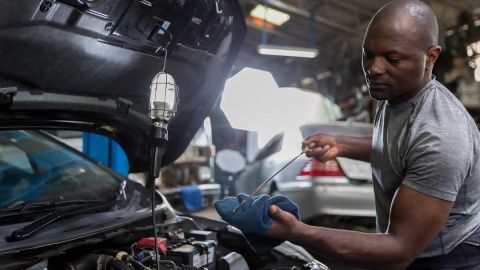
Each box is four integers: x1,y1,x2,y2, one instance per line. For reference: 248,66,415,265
366,57,386,76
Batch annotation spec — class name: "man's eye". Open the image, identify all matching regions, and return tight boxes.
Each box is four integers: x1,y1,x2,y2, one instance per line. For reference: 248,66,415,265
387,57,400,64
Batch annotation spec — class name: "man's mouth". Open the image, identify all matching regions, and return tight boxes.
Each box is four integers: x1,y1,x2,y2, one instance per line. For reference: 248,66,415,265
368,81,389,89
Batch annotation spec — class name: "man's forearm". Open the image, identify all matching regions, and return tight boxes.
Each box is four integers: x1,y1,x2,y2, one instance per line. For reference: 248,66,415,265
286,223,413,270
336,136,372,162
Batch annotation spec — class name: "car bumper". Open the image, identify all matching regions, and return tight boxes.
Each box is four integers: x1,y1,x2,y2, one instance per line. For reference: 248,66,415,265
277,178,376,220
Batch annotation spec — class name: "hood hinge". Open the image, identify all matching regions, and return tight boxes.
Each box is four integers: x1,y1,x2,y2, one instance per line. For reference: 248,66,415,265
116,98,133,117
0,87,17,109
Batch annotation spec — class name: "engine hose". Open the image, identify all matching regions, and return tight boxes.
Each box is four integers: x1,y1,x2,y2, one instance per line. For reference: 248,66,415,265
129,258,150,270
97,255,116,270
157,259,177,270
139,255,153,264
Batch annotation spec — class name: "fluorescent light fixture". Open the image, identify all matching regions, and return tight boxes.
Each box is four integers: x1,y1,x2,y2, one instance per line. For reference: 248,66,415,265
258,44,318,58
475,57,480,82
445,29,455,36
250,5,290,26
316,71,332,80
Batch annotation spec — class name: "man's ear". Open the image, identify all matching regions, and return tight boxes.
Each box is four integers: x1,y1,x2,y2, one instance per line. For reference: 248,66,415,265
426,45,441,69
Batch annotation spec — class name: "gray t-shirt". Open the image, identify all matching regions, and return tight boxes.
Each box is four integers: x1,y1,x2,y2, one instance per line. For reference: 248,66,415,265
371,78,480,258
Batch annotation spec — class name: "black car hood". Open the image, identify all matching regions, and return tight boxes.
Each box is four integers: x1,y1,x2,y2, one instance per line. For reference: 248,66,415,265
0,0,246,172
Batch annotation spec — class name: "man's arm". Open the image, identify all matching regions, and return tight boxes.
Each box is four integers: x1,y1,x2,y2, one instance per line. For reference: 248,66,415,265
267,185,453,269
303,135,372,162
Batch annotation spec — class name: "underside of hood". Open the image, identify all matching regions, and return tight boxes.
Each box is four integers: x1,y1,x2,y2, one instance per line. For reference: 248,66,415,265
0,0,246,172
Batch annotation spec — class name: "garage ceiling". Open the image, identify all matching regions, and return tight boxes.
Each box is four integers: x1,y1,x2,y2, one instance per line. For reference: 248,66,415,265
234,0,480,101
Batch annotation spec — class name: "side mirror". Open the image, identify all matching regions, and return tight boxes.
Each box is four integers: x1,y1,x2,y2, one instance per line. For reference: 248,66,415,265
215,149,246,174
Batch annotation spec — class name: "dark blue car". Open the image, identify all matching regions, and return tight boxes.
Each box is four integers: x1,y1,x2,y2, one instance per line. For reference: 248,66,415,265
0,1,328,269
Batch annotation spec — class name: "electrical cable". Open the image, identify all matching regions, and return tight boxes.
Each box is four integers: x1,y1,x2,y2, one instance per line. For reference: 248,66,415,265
150,25,174,270
150,150,165,270
129,258,151,270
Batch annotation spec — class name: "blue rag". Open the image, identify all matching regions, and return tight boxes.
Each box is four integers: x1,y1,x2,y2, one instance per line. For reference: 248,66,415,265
214,193,300,253
180,185,203,212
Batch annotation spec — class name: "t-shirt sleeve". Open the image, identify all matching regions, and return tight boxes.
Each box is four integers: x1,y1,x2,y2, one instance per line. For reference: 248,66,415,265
402,120,471,202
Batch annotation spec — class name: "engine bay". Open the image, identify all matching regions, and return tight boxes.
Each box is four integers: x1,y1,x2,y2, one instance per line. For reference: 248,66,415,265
23,217,329,270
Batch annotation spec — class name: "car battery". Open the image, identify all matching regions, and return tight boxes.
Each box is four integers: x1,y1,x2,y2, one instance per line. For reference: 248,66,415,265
166,239,216,268
184,230,217,241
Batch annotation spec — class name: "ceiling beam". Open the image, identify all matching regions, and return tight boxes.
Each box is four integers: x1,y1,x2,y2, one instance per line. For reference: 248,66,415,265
251,0,358,35
245,21,338,56
323,20,368,49
322,0,376,17
433,0,471,10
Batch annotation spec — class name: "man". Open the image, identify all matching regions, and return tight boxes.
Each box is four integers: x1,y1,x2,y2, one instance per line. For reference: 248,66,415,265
265,0,480,269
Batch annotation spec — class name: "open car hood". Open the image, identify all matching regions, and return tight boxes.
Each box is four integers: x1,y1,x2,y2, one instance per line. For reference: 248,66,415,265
0,0,246,172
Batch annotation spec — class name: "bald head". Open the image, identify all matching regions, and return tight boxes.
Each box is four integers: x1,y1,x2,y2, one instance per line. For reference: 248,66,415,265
367,0,439,50
361,0,442,104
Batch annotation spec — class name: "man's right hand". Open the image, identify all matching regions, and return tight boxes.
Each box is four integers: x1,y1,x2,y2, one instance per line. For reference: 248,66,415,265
303,134,372,162
302,134,341,162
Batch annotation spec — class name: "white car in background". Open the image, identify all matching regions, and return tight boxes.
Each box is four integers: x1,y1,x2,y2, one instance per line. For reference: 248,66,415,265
234,122,375,222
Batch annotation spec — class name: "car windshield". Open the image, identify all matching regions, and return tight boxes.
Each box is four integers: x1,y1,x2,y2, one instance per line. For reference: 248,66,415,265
0,130,121,209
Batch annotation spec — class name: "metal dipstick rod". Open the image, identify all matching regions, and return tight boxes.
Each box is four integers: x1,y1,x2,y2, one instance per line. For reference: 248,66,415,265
233,148,309,213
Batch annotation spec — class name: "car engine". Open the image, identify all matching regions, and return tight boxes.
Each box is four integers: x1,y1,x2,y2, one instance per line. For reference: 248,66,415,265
25,225,329,270
10,191,329,270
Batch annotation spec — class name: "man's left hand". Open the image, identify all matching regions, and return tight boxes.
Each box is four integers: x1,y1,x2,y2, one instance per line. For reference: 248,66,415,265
266,204,301,240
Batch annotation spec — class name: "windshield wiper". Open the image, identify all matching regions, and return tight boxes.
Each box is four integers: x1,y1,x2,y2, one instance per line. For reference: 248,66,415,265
0,200,106,217
1,179,128,214
5,200,118,242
